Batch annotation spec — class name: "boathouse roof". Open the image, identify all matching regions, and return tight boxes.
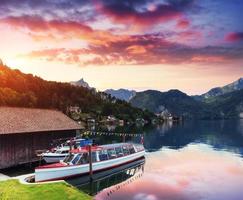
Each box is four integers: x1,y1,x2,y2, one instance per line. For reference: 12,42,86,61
0,107,82,135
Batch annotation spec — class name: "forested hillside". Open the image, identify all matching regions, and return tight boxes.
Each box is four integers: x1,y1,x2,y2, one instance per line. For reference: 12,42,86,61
0,63,154,122
130,89,243,119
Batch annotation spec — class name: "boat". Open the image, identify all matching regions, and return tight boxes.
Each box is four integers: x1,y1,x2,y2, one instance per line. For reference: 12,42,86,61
35,143,145,182
42,138,92,163
66,157,145,195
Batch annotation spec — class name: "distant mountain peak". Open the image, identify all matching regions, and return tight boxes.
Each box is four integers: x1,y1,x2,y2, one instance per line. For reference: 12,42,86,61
70,78,91,89
195,77,243,100
105,89,136,102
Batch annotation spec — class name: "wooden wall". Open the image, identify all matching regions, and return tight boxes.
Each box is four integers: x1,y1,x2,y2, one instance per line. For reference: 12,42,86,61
0,130,77,169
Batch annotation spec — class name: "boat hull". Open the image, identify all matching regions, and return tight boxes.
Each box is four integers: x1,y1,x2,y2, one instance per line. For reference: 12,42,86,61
66,157,145,191
35,150,145,182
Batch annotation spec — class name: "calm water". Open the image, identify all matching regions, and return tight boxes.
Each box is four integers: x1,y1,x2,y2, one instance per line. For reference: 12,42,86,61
72,120,243,200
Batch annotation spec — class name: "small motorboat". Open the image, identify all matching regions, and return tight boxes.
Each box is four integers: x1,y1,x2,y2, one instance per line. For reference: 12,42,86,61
42,138,92,163
35,143,145,182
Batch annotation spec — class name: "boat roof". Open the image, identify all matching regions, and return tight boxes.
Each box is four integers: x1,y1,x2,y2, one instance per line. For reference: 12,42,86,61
70,143,135,153
101,143,130,148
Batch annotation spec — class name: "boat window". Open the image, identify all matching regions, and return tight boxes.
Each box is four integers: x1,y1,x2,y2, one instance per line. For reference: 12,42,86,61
129,146,136,154
77,153,89,164
63,154,74,163
135,144,144,152
99,150,109,161
122,146,130,155
91,152,97,162
56,150,62,154
115,147,123,157
107,148,117,159
62,151,69,154
72,154,82,165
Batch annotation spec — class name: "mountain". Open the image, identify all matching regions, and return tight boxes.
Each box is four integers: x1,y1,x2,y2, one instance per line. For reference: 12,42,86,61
70,78,91,89
105,89,136,102
195,78,243,101
0,63,154,122
208,89,243,118
130,89,208,118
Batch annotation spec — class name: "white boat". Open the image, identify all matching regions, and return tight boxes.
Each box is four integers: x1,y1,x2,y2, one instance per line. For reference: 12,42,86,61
42,146,70,163
35,143,145,182
42,138,92,163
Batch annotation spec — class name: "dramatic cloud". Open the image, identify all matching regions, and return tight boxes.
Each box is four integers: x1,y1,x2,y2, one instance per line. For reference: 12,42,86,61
0,15,131,46
94,0,196,29
225,32,243,42
23,35,243,66
176,19,190,29
1,0,243,71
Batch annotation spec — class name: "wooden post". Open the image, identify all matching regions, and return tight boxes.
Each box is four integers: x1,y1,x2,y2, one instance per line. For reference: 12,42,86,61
69,138,73,155
122,134,125,143
88,144,93,181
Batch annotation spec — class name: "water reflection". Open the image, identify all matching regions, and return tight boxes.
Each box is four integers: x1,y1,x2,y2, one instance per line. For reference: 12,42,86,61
83,120,243,199
96,144,243,200
67,158,145,196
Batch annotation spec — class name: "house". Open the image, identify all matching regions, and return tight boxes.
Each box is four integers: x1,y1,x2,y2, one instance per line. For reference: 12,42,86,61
106,115,117,123
100,92,109,100
157,109,172,120
119,120,124,126
87,117,96,124
0,107,83,169
68,106,81,113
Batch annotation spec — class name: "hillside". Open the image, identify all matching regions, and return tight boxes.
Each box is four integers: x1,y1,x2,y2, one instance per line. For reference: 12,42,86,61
130,90,210,119
105,89,136,102
130,88,243,119
0,63,154,122
194,78,243,101
205,89,243,118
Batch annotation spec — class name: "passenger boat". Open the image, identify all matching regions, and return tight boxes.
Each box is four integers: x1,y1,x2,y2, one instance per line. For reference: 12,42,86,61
42,138,92,163
66,157,145,195
35,143,145,182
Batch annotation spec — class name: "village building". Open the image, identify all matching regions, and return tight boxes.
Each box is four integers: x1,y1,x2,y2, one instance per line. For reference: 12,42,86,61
68,106,81,114
0,107,83,169
106,115,117,124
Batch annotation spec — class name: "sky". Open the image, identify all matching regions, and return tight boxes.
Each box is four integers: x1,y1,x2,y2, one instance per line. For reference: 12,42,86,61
0,0,243,95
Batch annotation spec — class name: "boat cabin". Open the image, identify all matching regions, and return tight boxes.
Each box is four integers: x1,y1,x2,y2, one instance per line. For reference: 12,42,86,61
63,143,144,166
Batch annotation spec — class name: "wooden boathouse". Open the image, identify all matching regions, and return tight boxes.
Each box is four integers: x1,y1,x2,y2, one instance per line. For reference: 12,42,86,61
0,107,82,169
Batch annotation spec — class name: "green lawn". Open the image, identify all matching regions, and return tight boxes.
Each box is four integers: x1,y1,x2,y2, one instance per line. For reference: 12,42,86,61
0,179,92,200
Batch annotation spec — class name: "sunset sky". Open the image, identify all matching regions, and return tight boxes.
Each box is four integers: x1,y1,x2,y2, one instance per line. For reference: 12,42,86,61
0,0,243,94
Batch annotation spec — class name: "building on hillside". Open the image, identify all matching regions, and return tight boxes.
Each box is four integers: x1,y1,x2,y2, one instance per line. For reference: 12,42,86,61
100,92,109,100
0,107,83,169
68,106,81,113
106,115,117,124
87,117,96,124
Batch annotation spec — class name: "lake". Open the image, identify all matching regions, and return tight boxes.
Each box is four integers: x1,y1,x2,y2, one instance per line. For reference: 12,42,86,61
72,120,243,200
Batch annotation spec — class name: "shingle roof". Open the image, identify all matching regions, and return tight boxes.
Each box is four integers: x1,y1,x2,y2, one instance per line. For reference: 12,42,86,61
0,107,82,135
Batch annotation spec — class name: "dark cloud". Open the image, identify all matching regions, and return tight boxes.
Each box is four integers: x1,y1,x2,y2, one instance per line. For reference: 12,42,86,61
95,0,196,28
225,32,243,42
165,0,195,9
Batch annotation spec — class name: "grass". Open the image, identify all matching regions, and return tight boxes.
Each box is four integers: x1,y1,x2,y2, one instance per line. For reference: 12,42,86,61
0,179,92,200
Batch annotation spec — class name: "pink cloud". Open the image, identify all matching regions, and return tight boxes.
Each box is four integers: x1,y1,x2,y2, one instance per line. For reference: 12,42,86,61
176,19,190,29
